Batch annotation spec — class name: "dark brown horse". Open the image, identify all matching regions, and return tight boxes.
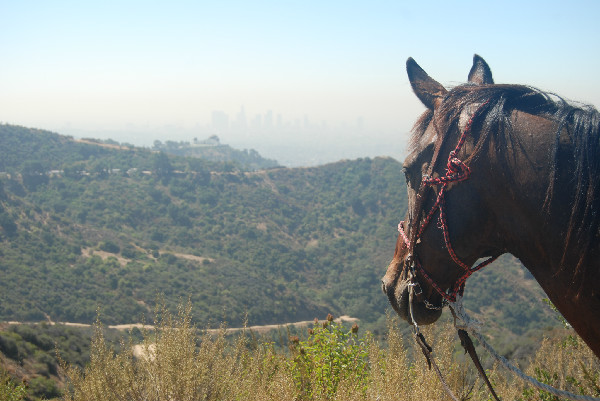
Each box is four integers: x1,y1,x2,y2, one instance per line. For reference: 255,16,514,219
382,55,600,358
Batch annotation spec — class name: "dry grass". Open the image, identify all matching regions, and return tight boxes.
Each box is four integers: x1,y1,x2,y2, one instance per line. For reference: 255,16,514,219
60,305,599,401
519,334,600,400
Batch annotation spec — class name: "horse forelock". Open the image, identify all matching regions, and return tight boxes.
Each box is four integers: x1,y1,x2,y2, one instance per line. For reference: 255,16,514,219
408,83,600,290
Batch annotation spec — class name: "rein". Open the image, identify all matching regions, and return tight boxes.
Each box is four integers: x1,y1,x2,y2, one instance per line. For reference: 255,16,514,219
398,100,498,305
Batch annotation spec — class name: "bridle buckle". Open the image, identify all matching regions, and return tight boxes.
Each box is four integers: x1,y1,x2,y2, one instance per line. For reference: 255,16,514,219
410,281,423,296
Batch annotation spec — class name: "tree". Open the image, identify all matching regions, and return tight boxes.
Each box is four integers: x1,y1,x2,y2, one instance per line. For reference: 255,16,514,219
153,152,173,180
21,160,48,190
0,212,17,236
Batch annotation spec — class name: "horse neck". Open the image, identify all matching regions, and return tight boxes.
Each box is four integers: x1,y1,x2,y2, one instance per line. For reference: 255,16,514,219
479,111,600,356
477,112,569,273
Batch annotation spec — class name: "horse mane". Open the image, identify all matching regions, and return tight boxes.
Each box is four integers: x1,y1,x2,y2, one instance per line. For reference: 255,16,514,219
410,83,600,288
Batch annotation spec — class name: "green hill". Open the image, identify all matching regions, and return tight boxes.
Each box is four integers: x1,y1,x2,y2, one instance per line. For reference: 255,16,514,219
152,136,279,170
0,124,559,346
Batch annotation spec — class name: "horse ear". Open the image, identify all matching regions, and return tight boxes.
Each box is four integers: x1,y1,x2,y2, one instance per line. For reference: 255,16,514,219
407,57,447,110
468,54,494,84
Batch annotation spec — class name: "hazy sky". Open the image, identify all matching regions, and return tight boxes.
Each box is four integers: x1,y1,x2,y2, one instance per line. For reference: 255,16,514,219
1,1,600,165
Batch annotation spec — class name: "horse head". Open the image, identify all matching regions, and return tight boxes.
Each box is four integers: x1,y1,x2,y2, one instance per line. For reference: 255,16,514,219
382,55,503,326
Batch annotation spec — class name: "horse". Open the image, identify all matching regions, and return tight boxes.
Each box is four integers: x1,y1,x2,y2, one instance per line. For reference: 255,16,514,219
382,55,600,358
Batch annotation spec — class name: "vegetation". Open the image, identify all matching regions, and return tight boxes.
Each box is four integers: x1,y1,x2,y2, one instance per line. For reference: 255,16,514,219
0,125,409,326
152,136,279,171
1,124,407,327
0,368,27,401
521,335,600,401
1,123,582,398
0,321,127,401
288,314,369,399
0,123,560,339
56,305,599,401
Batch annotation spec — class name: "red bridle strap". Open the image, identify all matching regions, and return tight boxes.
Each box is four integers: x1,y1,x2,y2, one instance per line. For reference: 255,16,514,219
399,100,498,303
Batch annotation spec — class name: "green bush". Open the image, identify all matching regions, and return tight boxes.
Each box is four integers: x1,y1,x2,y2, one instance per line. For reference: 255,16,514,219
28,376,61,399
288,314,370,399
99,240,120,254
0,370,26,401
0,333,19,360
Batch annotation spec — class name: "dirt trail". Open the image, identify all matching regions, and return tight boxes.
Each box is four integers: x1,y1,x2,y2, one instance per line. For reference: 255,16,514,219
75,139,124,150
3,316,359,334
82,247,130,266
5,316,360,361
207,315,359,335
81,247,215,266
168,252,214,264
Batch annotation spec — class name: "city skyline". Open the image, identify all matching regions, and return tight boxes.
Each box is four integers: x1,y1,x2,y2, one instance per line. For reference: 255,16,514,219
210,107,366,133
55,106,393,168
1,1,599,166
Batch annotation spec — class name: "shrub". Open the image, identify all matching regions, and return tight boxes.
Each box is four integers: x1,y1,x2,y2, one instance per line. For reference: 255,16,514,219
61,303,296,401
28,376,61,399
288,315,370,399
59,305,600,401
0,370,26,401
99,241,120,254
0,333,19,360
520,334,600,400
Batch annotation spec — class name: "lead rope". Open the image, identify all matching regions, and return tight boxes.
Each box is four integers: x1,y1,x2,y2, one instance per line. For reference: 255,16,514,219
449,297,600,401
408,285,462,401
409,283,501,401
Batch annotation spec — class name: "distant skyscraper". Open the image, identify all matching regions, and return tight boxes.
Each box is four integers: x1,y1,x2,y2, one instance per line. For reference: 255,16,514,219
251,114,262,130
264,110,273,130
235,106,247,131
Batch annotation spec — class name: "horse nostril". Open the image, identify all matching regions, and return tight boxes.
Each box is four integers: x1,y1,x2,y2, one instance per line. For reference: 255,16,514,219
381,281,387,294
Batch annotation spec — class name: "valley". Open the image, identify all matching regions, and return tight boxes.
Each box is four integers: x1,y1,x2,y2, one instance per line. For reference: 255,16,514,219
0,124,564,399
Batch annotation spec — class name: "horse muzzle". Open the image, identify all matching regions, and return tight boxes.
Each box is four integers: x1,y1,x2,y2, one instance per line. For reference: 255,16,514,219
382,266,443,326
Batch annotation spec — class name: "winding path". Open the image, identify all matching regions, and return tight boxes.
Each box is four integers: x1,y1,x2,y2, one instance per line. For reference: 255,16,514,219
2,315,359,334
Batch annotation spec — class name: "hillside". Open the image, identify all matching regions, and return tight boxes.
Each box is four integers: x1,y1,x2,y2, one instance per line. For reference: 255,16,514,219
152,136,279,170
0,124,559,344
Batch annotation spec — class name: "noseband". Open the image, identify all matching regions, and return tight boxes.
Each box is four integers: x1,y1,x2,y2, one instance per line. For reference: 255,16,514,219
399,100,498,306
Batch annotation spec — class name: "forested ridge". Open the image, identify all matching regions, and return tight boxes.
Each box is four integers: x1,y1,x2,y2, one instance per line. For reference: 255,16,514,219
152,136,279,170
0,123,558,343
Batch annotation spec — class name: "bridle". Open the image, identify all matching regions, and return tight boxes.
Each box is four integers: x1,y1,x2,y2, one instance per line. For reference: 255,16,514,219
398,99,504,401
398,99,499,307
